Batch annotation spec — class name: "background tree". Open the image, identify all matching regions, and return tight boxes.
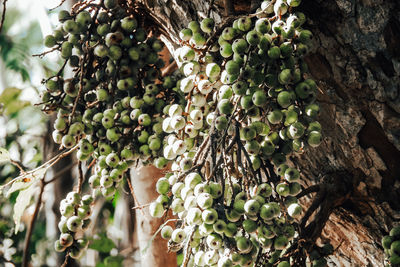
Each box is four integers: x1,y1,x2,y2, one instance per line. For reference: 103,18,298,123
0,0,399,266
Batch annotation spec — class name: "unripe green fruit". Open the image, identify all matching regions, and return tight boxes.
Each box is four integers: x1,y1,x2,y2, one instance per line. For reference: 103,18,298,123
274,235,289,250
243,219,258,233
277,261,290,267
267,110,283,124
67,216,83,232
61,41,73,59
44,35,56,48
200,17,215,33
252,90,267,107
246,30,261,46
171,228,186,243
299,29,313,44
236,236,252,253
232,81,248,95
278,69,292,85
268,46,281,59
276,182,290,197
256,18,271,34
54,240,66,252
232,38,248,54
240,95,253,110
179,28,192,41
308,131,322,147
62,135,76,148
237,17,252,32
149,201,164,218
277,91,293,108
218,99,234,115
287,203,302,218
390,253,400,265
225,60,240,76
284,168,300,182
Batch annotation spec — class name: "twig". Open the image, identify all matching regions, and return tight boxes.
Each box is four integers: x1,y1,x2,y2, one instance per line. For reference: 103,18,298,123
44,162,76,185
22,180,45,267
132,203,151,210
10,159,25,174
69,57,86,124
32,45,61,58
296,184,320,199
77,161,84,194
60,252,69,267
126,172,146,217
0,0,7,34
1,145,78,190
49,0,67,11
181,227,196,267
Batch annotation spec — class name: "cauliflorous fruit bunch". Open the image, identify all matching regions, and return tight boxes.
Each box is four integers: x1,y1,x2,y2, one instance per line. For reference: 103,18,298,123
41,0,179,256
150,0,323,266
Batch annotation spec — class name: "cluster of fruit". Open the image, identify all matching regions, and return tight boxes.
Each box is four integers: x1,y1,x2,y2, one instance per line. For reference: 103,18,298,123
41,0,179,255
149,0,325,266
54,192,93,258
383,226,400,266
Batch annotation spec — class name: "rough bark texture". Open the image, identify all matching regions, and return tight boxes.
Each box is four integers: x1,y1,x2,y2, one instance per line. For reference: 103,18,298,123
137,0,400,266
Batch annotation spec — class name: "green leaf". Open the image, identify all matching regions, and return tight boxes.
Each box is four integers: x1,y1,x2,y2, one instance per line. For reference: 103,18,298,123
0,147,10,164
89,234,116,253
0,87,21,105
13,184,37,234
104,256,124,266
6,167,47,197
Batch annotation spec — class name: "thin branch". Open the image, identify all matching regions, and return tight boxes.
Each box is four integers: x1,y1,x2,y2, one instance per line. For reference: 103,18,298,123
0,0,7,34
60,252,69,267
296,184,321,199
77,161,84,194
49,0,67,11
126,172,146,217
22,180,45,267
1,145,78,190
182,227,196,267
32,45,61,58
10,159,25,174
44,162,76,185
132,203,151,210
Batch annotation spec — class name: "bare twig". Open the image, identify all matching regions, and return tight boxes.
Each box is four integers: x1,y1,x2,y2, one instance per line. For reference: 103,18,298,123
132,203,151,210
296,184,321,199
60,252,69,267
44,162,76,185
126,172,146,217
0,0,8,34
77,161,84,193
49,0,68,11
10,159,25,174
22,180,45,267
32,45,61,58
182,227,196,267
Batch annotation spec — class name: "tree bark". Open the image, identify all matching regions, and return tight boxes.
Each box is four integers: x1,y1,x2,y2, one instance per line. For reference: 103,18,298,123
138,0,400,266
130,165,177,267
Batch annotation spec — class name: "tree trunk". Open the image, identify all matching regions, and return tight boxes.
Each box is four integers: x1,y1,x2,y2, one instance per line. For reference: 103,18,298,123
137,0,400,266
130,165,177,267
